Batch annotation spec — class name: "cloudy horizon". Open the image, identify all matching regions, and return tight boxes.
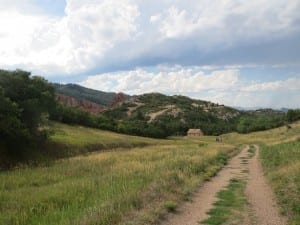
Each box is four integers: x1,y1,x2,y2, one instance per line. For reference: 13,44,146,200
0,0,299,108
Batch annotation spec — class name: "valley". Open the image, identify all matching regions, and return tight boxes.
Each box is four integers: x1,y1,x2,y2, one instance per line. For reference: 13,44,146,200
1,121,299,225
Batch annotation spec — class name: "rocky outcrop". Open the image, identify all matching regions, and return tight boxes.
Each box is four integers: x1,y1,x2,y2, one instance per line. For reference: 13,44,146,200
111,93,127,106
55,94,106,114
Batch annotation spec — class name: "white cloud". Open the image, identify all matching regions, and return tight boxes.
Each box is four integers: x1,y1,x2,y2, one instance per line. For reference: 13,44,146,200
152,0,300,44
0,0,139,75
150,14,161,23
0,0,299,76
79,67,239,95
241,77,300,92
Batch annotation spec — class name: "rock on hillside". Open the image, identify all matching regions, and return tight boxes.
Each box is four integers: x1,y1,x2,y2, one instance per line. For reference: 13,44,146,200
56,94,106,114
53,83,130,106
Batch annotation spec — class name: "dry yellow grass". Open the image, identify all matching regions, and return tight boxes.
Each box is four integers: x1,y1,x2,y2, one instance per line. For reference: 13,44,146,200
1,121,299,225
0,124,236,225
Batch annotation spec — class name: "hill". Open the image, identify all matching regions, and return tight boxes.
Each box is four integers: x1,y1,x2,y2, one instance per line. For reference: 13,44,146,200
53,83,130,107
102,93,241,136
51,84,288,138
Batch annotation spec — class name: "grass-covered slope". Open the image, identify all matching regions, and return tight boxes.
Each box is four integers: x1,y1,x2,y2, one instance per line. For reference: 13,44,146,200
43,122,163,159
224,121,300,145
103,93,241,136
0,123,236,225
1,120,299,225
260,140,300,225
50,122,159,148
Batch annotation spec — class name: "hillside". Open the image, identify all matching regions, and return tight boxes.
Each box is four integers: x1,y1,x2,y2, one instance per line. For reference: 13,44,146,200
53,83,130,106
1,121,299,225
50,84,288,138
102,93,241,136
0,121,236,225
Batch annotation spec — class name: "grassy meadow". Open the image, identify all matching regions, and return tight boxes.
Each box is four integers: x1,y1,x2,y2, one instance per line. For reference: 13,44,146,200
42,122,164,160
0,123,236,225
260,141,300,225
223,120,300,146
0,121,299,225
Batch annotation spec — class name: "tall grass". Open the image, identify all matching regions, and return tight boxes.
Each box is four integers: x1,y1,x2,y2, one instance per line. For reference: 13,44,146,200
42,122,165,160
50,122,159,147
0,135,235,225
260,140,300,225
224,121,300,146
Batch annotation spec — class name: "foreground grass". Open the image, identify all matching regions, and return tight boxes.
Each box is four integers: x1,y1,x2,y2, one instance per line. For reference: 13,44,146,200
0,133,235,225
2,121,298,225
260,140,300,225
201,178,247,225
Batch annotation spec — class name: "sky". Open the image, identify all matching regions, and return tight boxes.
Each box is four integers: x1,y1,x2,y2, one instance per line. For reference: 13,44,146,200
0,0,299,108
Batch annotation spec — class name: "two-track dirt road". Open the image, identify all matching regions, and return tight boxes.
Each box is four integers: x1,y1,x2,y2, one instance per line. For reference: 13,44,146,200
160,145,287,225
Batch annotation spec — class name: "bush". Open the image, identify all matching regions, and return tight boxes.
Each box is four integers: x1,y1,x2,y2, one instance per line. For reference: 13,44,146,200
0,69,55,161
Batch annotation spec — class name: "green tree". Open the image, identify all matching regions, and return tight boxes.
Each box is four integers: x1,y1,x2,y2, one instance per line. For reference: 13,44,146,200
287,109,300,122
0,69,55,158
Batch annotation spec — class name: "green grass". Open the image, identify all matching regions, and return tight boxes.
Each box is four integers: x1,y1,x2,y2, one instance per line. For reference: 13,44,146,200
247,145,256,157
0,123,236,225
201,178,247,225
260,140,300,225
1,121,299,225
224,121,300,146
50,122,160,147
164,201,177,212
43,122,165,159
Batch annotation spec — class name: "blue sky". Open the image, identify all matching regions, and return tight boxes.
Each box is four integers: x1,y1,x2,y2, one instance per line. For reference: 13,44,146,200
0,0,299,108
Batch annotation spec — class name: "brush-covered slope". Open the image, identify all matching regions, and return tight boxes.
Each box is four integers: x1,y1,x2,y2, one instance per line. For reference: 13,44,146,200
102,93,241,136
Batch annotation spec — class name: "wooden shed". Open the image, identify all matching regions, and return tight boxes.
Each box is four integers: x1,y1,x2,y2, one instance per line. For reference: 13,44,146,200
187,129,203,136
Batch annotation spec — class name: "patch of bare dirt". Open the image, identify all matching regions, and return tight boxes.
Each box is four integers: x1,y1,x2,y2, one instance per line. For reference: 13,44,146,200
147,105,181,122
126,102,145,116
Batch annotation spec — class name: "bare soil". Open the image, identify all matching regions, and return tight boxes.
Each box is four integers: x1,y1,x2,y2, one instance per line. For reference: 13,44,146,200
159,145,287,225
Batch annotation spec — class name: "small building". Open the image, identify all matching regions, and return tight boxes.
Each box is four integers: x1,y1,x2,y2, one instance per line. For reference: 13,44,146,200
187,129,203,137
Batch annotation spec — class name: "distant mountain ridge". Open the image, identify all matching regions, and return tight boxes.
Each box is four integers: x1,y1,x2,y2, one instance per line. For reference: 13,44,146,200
53,83,130,106
53,83,129,113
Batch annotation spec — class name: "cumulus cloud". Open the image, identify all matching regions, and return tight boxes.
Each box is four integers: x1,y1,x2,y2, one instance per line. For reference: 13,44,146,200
241,77,300,92
0,0,300,75
151,0,300,41
79,67,239,94
0,0,139,75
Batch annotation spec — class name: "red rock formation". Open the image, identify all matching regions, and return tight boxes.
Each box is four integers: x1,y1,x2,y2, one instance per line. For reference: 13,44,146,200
55,94,106,114
111,92,126,106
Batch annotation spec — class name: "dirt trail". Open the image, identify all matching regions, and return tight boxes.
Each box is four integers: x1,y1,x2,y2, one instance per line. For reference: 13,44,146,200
160,146,250,225
160,145,288,225
245,145,287,225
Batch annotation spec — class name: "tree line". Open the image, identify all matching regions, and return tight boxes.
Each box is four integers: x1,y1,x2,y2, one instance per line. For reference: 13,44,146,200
0,70,55,164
